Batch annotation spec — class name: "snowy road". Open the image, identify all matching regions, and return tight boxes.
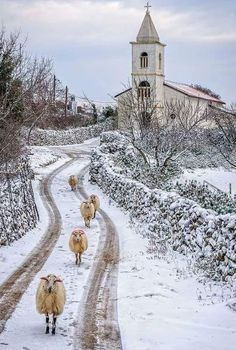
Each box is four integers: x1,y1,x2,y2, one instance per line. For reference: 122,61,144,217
0,138,235,350
0,156,76,333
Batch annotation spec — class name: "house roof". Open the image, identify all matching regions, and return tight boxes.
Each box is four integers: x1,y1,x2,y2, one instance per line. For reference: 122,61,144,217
164,81,225,104
136,10,160,43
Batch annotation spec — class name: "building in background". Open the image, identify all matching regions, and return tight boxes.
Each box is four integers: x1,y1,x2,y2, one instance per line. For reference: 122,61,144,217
115,4,225,128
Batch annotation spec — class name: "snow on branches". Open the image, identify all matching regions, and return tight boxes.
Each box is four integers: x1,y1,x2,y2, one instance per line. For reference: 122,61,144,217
90,131,236,281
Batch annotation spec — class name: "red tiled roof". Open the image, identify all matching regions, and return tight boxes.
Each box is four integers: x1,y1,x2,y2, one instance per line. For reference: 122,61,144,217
164,81,225,104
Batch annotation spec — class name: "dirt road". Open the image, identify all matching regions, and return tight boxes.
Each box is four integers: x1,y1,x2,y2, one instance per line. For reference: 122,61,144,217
74,164,122,350
0,150,122,349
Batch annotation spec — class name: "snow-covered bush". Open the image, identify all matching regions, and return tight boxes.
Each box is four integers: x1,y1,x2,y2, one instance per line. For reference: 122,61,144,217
0,159,38,245
24,118,116,146
90,131,236,280
172,180,236,214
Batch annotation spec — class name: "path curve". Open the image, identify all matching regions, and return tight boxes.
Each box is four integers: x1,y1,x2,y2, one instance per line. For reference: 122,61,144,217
0,157,76,333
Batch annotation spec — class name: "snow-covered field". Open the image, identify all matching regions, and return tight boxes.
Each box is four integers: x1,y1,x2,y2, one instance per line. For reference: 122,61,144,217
86,175,236,350
176,167,236,195
0,139,235,349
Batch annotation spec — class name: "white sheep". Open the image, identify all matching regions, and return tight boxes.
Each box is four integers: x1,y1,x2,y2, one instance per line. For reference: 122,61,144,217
69,229,88,265
88,194,100,218
36,274,66,335
68,175,78,191
80,200,95,228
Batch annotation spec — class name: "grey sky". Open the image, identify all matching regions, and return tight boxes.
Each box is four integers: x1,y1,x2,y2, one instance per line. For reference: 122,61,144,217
1,0,235,104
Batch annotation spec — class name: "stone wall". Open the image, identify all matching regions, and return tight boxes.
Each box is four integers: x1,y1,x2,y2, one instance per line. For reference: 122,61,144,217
0,160,38,245
26,118,116,146
90,131,236,280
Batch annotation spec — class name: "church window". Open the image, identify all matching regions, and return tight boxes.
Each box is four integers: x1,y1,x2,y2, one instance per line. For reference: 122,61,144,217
159,53,162,70
138,81,150,99
140,52,148,68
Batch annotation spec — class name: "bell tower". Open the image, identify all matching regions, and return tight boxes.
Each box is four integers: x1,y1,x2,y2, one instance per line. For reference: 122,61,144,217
130,3,166,105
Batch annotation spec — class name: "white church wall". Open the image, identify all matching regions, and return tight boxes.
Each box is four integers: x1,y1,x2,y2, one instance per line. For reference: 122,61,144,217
131,43,164,75
164,85,209,110
117,93,130,129
116,7,224,131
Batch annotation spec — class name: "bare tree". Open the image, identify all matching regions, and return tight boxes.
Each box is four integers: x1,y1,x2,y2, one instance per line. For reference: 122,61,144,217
0,28,61,163
208,104,236,168
117,80,207,173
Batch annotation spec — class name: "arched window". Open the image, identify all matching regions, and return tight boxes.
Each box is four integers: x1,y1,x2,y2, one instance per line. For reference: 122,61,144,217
140,52,148,68
159,53,162,70
138,81,150,99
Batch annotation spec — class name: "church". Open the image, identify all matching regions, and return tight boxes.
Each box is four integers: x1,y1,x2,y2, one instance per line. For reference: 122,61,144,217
115,4,225,128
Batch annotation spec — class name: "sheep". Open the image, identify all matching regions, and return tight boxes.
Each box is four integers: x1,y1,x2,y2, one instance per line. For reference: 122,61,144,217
68,175,78,191
88,194,100,218
80,200,95,228
69,229,88,265
36,274,66,335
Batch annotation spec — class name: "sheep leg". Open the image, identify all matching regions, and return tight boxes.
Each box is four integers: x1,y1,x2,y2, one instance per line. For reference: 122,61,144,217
45,313,49,334
52,315,57,335
75,253,78,265
93,210,96,219
79,252,82,265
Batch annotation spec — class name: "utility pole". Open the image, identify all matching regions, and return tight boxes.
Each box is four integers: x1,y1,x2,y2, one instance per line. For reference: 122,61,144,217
53,75,56,103
65,86,68,118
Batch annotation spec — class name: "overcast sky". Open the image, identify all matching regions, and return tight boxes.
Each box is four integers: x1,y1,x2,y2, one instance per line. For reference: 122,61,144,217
1,0,236,104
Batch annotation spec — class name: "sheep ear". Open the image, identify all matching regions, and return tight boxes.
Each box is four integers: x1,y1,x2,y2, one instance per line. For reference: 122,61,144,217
40,277,48,281
55,279,62,283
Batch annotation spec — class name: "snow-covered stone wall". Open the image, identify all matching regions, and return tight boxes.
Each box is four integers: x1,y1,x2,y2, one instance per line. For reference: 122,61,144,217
90,131,236,280
0,160,38,245
26,118,116,146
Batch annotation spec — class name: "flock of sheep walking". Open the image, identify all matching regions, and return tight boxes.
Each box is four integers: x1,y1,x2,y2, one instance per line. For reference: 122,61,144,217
36,174,100,335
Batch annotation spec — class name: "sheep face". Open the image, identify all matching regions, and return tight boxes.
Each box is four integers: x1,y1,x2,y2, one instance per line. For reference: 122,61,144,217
72,229,85,242
40,274,62,294
84,201,91,210
90,194,96,204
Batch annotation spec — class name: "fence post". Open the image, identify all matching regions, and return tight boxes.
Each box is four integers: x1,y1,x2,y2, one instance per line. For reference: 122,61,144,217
229,183,232,195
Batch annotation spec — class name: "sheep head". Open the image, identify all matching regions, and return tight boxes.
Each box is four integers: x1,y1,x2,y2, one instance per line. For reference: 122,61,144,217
83,201,91,209
89,194,96,204
40,274,62,294
72,229,85,242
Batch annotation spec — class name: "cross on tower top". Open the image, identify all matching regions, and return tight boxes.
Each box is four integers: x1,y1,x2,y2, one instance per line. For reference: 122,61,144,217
144,1,152,13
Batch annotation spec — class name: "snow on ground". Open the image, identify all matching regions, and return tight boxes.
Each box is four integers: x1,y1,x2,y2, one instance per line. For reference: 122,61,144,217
176,167,236,195
0,148,70,286
0,140,235,350
86,168,236,350
0,154,100,349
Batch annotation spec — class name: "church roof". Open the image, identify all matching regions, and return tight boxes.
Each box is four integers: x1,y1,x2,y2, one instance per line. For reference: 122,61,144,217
114,88,131,98
136,10,160,43
164,81,225,104
115,81,224,104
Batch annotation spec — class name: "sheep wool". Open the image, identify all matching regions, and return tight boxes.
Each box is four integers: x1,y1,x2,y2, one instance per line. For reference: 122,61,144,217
88,194,100,218
36,274,66,334
68,175,78,191
80,201,95,228
69,229,88,265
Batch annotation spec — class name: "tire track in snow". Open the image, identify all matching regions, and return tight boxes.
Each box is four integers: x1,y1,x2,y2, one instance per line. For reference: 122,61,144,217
73,162,123,350
0,156,76,334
